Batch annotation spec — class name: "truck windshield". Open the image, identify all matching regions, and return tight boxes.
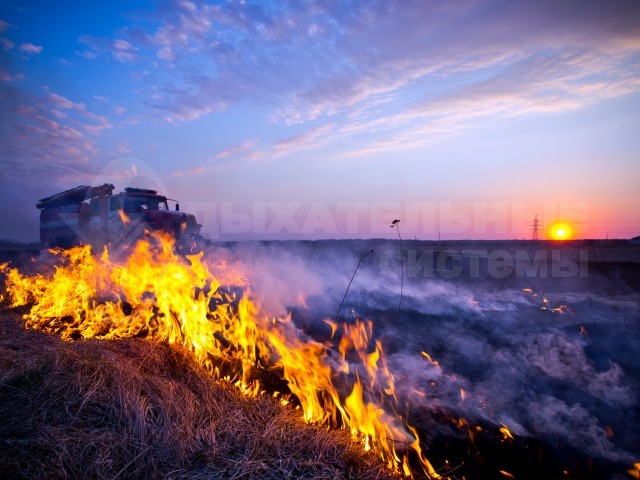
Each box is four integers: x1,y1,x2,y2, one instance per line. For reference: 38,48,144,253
124,195,169,212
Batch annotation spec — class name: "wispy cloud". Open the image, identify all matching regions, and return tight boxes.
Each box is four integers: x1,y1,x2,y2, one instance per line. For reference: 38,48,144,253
0,83,114,186
78,35,138,62
0,19,14,51
46,92,85,110
168,165,207,177
74,0,639,151
273,123,334,158
112,39,137,62
18,43,42,54
215,139,259,160
2,2,640,196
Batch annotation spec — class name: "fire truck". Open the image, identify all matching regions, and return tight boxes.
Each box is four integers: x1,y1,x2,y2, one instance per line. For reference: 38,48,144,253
36,184,202,248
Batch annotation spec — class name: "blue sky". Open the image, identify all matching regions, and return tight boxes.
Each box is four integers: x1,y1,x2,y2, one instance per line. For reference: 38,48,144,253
1,0,639,241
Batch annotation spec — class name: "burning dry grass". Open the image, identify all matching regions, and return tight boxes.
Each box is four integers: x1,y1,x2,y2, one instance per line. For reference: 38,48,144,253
0,311,394,480
0,235,436,477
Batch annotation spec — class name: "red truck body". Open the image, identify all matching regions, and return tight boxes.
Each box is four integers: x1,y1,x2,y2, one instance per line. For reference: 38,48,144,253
37,184,201,249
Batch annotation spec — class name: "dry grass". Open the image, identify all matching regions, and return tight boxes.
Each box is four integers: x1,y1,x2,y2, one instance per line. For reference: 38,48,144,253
0,308,395,480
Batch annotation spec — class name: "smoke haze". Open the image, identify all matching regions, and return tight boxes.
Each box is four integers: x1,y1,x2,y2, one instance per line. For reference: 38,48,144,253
211,239,640,475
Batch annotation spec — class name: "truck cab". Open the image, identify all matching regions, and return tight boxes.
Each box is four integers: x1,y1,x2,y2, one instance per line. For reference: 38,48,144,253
38,184,202,249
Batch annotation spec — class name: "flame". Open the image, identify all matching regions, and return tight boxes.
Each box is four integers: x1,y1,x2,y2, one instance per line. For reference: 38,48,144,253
117,209,131,224
455,417,476,449
499,470,515,479
421,351,440,368
628,462,640,479
552,305,573,315
499,423,514,441
525,287,573,315
1,233,436,478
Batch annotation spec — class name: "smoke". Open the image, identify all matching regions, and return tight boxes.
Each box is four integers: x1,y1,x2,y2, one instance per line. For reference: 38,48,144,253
210,240,640,469
523,334,632,405
526,396,630,462
203,241,349,318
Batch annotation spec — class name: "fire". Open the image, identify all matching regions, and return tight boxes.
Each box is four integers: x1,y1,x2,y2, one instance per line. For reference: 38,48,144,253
454,417,476,449
499,423,514,441
552,305,573,315
117,209,130,224
1,233,437,478
421,351,440,368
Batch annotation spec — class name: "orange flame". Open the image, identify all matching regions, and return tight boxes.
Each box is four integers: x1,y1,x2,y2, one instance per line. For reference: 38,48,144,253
500,423,514,441
1,233,436,478
454,417,476,449
421,351,440,368
552,305,573,315
117,209,131,224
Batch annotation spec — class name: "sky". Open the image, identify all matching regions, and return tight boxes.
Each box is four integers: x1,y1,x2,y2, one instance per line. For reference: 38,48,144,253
0,0,639,241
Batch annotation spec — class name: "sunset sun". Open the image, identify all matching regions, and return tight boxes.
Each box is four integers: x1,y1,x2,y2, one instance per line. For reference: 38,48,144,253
550,222,574,240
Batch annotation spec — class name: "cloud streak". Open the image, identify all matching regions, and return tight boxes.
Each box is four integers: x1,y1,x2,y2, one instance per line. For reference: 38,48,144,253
85,0,640,157
18,43,42,54
0,85,112,187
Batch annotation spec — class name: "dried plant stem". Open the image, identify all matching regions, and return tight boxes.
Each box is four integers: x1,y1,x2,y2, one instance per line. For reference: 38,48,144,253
334,250,372,323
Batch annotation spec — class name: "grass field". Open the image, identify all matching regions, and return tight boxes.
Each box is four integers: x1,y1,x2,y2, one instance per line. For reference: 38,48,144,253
0,307,394,480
